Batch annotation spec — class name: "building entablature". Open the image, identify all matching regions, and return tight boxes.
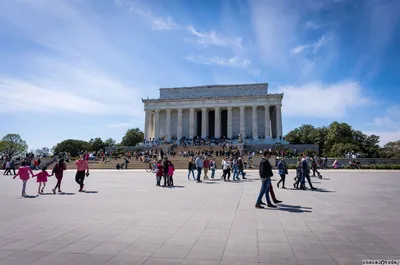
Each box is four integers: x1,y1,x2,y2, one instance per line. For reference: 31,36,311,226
142,94,283,111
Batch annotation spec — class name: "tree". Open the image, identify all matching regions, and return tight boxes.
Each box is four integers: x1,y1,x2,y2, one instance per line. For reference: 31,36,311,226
89,138,105,152
53,139,92,157
35,147,51,157
324,122,354,153
330,143,360,157
0,134,28,158
104,138,116,148
121,128,144,146
379,141,400,158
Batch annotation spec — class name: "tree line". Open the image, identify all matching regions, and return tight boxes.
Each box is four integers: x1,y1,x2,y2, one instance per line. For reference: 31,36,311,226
1,123,399,159
284,121,394,158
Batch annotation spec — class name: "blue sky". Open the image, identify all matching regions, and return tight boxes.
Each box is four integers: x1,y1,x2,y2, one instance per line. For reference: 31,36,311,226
1,0,399,150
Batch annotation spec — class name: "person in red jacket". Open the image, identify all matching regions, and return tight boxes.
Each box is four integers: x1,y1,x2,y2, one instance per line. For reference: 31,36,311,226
155,160,163,186
52,159,67,194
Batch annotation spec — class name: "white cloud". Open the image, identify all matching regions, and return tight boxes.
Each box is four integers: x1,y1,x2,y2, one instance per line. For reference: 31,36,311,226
305,20,320,30
186,55,250,68
187,26,243,49
367,105,400,145
290,45,310,55
363,131,400,146
278,81,373,118
0,78,130,115
290,35,327,55
248,69,261,76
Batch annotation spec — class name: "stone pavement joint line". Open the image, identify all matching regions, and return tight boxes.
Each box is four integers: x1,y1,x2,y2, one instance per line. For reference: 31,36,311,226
0,170,400,264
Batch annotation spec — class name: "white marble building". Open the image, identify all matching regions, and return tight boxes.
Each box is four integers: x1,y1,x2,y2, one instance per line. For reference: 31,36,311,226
142,83,285,143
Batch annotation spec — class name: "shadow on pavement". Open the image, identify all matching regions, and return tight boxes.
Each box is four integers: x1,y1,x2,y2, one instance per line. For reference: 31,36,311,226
276,204,313,213
59,192,76,195
23,195,39,199
83,191,99,194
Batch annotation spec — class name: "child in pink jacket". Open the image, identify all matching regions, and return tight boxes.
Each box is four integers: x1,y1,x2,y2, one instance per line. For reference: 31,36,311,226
13,161,35,197
33,166,52,194
167,161,175,187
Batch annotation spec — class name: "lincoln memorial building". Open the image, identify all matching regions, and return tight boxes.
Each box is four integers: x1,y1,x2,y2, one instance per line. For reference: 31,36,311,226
142,83,286,144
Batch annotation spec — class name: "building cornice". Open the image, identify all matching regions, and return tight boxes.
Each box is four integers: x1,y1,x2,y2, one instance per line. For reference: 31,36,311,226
159,82,269,91
142,93,284,103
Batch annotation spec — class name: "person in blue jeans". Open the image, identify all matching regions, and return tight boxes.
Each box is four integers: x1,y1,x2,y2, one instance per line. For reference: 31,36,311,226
210,158,216,179
232,158,239,180
256,150,277,208
195,156,203,183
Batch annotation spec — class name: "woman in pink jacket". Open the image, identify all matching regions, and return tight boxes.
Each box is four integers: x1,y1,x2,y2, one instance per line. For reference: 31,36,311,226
13,161,35,197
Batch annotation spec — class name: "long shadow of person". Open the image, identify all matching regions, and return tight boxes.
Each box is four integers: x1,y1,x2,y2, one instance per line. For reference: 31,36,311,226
276,204,313,213
83,191,99,194
22,195,39,199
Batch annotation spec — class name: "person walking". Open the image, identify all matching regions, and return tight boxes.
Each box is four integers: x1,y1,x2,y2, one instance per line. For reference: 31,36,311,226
210,158,216,179
277,157,288,189
33,167,52,194
52,158,67,194
300,154,317,190
13,161,35,197
187,158,195,180
255,151,276,208
195,155,203,183
237,157,247,179
311,158,322,178
75,155,89,192
203,157,210,180
293,157,302,189
232,157,239,180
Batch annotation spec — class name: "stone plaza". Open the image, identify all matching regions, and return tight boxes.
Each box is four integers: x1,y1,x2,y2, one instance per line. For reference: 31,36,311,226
142,83,286,143
0,170,399,265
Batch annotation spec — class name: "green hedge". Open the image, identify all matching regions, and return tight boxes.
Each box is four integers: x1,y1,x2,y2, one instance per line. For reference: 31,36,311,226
286,164,400,170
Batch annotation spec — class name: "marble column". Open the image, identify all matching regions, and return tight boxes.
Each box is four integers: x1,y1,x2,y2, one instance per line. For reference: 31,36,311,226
154,109,160,140
276,104,283,139
252,106,258,140
165,109,171,141
201,107,207,139
144,110,149,141
264,106,271,139
227,107,233,139
215,107,221,138
239,106,245,136
189,108,195,139
177,108,183,140
149,112,154,140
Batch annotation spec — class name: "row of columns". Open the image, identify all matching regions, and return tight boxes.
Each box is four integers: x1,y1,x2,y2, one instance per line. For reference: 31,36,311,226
145,105,282,141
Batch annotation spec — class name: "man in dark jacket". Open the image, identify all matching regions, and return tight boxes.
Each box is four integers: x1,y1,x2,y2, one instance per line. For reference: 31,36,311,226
256,151,276,208
300,154,317,190
162,157,169,186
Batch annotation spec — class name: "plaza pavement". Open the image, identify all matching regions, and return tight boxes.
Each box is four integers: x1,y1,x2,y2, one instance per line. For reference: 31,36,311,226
0,169,399,265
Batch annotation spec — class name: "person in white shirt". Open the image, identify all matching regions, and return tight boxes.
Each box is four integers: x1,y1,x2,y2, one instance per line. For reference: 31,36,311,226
222,157,231,182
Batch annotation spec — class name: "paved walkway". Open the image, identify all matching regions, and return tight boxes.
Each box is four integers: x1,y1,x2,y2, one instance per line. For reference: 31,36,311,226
0,170,399,265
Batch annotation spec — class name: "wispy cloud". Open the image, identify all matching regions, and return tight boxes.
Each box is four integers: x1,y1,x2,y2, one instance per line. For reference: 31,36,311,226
290,35,327,55
133,9,177,30
186,55,250,68
279,81,373,118
187,26,243,50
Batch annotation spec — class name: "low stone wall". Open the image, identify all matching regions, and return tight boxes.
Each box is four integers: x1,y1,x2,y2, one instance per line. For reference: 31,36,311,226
282,158,400,166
